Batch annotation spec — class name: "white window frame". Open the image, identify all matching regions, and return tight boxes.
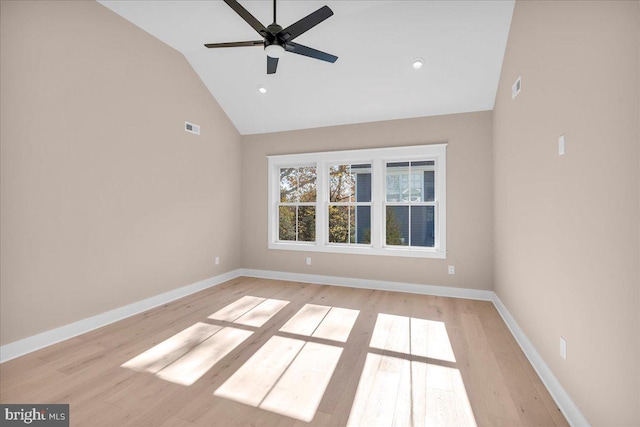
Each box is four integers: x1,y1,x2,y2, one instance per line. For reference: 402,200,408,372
384,161,437,248
276,165,317,244
267,144,447,259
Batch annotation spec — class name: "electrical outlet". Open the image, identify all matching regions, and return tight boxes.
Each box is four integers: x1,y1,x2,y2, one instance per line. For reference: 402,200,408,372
448,265,455,275
306,257,311,266
215,257,220,265
560,337,567,360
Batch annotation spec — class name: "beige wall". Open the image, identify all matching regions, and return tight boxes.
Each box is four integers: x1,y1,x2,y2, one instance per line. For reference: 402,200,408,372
241,111,494,290
493,1,639,425
0,1,242,345
3,1,639,423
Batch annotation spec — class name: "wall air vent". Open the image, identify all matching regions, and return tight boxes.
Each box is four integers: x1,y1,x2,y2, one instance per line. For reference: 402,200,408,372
185,121,200,135
512,76,522,99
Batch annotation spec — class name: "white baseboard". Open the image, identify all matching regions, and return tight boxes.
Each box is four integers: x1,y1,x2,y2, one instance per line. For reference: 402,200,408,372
0,268,588,426
240,268,494,301
0,269,243,363
492,295,591,427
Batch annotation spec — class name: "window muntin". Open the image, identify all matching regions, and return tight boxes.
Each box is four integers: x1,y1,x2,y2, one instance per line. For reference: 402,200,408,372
385,161,435,248
278,166,316,242
328,164,372,245
267,144,446,259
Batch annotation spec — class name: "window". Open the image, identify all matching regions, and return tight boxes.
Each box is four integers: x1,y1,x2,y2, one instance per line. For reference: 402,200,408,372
328,164,371,245
385,161,435,247
278,166,316,242
268,144,446,258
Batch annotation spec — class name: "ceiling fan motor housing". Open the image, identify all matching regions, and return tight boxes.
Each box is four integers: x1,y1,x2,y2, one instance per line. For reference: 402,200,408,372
267,23,283,37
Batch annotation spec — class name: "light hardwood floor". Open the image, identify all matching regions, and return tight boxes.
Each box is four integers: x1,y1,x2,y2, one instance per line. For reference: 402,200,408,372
0,277,568,426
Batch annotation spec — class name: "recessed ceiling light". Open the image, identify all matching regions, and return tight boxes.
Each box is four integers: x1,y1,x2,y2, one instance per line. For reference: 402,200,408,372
412,58,424,69
257,85,267,94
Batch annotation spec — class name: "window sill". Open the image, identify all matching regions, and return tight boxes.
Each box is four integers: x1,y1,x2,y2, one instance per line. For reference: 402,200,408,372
268,242,446,259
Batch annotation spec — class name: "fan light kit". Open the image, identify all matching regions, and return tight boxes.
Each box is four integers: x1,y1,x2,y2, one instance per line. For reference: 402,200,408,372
257,85,268,94
204,0,338,74
412,58,425,69
265,44,285,59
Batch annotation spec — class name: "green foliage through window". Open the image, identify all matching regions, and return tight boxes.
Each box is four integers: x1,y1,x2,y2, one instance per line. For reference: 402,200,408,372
278,167,316,242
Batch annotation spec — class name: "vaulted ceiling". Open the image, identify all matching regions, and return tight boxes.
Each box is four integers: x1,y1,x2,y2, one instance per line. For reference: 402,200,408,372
98,1,514,135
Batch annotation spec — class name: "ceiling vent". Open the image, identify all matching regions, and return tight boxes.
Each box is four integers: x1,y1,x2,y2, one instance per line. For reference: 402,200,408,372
185,121,200,135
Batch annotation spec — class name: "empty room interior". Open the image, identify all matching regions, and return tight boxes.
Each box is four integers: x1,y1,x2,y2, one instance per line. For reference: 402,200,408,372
1,0,639,426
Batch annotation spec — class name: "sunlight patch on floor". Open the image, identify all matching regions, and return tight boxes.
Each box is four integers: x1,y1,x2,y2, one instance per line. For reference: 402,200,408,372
279,304,359,342
123,296,292,386
209,295,289,327
156,327,253,386
370,313,456,362
208,296,265,322
121,322,222,374
122,323,252,386
347,353,476,427
280,304,330,336
214,336,343,422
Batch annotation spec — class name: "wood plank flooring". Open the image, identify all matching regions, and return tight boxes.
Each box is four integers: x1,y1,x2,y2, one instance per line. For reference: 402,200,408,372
0,277,568,426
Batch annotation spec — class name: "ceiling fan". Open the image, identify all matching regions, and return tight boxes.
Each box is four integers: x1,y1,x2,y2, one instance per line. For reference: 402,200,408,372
204,0,338,75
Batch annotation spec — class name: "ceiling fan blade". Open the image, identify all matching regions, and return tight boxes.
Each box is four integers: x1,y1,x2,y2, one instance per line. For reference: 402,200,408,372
267,56,279,74
223,0,271,39
204,40,263,48
285,42,337,63
277,6,333,42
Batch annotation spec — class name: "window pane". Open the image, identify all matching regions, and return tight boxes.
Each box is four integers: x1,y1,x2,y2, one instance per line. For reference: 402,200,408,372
298,206,315,242
386,162,409,202
355,206,371,244
298,167,317,202
424,170,435,202
328,206,350,243
280,167,316,202
410,171,423,202
386,206,409,246
352,164,372,203
386,161,435,203
279,206,296,241
330,164,372,203
411,161,434,167
388,162,410,168
411,206,435,247
329,165,354,203
411,161,434,202
280,168,297,203
328,205,370,245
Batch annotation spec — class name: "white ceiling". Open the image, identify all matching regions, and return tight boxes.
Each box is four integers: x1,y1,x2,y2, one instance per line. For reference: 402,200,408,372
98,1,514,135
